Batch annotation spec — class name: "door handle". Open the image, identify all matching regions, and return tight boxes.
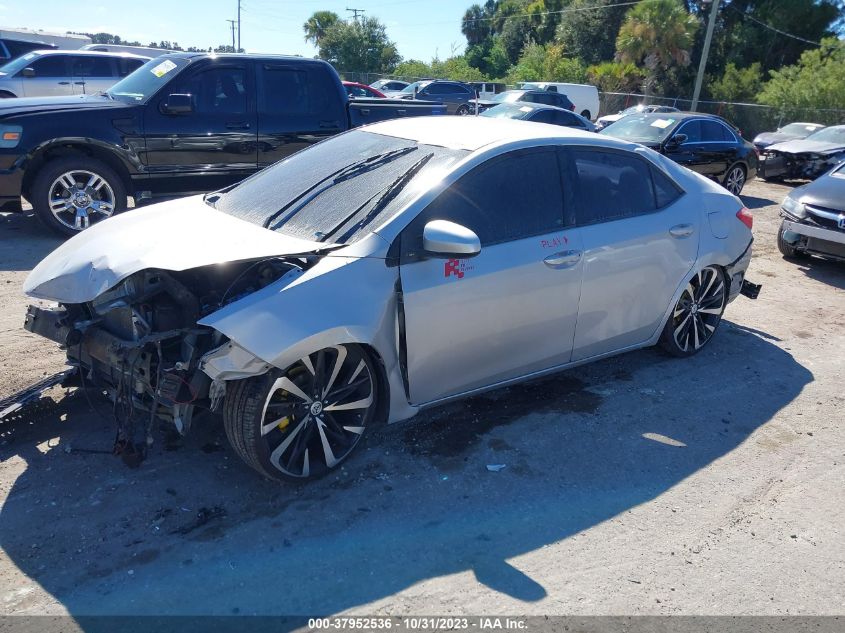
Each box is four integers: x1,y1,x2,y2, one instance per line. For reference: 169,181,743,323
226,122,250,130
319,120,341,129
58,81,71,85
543,250,582,269
669,223,694,238
74,81,85,85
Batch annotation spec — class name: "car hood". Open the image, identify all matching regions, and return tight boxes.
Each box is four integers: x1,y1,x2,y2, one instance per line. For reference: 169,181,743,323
794,171,845,211
753,131,803,147
766,138,845,155
0,93,132,119
24,196,327,304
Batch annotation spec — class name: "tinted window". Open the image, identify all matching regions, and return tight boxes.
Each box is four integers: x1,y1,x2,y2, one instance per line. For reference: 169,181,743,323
571,149,657,224
71,55,114,77
259,64,335,117
5,39,49,58
679,120,702,143
28,55,69,77
701,120,735,142
534,93,558,106
345,85,368,98
117,58,145,77
411,148,565,247
529,109,555,124
554,111,582,128
175,66,246,114
653,166,683,208
425,83,449,95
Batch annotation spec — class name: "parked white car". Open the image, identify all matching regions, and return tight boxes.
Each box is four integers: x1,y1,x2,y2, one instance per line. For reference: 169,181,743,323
520,82,600,120
0,50,149,98
596,104,680,130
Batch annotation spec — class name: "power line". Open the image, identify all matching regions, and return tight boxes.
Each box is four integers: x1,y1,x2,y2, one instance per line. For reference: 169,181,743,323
727,5,823,47
347,7,366,22
460,0,650,25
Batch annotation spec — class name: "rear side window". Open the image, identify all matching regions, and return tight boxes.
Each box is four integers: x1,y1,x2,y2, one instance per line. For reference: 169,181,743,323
554,111,582,128
28,55,69,78
71,55,114,77
259,64,336,117
652,166,683,208
702,120,735,142
571,149,660,225
410,148,565,247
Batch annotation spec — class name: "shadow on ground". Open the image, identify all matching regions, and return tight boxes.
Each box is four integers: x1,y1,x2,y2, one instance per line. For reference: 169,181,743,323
0,321,811,623
794,255,845,291
0,212,63,272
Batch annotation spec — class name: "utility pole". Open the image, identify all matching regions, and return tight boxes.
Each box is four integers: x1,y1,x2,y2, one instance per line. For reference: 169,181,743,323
691,0,720,112
237,0,242,52
346,7,365,22
226,19,236,52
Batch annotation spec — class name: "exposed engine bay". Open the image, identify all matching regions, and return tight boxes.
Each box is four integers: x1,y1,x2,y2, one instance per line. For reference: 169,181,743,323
24,257,307,445
759,150,845,180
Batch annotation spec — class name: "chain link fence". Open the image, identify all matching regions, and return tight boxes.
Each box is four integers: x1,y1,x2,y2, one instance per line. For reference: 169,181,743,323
598,92,845,139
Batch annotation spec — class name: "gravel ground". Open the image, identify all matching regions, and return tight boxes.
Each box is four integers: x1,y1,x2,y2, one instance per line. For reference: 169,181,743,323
0,179,842,618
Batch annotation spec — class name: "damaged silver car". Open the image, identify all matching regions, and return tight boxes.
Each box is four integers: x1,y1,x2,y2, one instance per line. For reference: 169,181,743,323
23,117,758,482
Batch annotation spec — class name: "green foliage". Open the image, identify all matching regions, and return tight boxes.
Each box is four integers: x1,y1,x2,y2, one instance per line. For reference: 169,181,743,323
556,0,629,65
303,11,340,47
616,0,698,70
318,17,401,73
758,38,845,111
507,43,587,84
586,61,645,93
708,63,763,103
394,59,434,79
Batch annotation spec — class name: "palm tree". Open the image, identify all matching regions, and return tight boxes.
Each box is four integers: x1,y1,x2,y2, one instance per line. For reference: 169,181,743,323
615,0,699,95
303,11,340,47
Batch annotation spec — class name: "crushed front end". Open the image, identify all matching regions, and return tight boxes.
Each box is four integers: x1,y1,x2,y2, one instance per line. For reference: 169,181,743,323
759,150,845,180
24,259,303,443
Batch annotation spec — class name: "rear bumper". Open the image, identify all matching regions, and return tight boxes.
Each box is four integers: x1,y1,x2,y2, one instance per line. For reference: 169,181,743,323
726,239,753,302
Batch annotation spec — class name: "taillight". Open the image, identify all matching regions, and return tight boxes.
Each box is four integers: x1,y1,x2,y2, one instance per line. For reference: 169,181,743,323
736,207,753,230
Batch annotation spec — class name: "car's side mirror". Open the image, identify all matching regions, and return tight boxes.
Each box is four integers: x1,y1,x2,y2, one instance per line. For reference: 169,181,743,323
160,93,193,114
667,133,688,147
422,220,481,258
21,67,35,78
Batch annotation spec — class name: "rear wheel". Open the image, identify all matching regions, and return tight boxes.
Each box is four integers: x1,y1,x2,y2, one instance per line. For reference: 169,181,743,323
723,164,746,195
777,220,807,259
456,104,471,116
224,344,378,482
659,266,727,357
580,109,591,119
31,157,126,236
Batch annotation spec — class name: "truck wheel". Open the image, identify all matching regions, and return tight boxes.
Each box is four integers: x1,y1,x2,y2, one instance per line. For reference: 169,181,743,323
31,157,126,237
777,220,807,259
224,344,378,482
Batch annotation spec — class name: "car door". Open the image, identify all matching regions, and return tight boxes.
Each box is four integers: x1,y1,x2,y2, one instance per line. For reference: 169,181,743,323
700,119,739,177
69,55,115,95
398,146,584,404
142,60,258,196
19,54,73,97
664,119,721,177
566,147,697,361
256,61,347,167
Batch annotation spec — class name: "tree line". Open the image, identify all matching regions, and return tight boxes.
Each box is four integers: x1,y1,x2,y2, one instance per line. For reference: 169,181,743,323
70,32,244,54
305,0,845,110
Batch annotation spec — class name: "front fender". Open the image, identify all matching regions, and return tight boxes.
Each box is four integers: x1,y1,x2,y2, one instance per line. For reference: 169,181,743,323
199,254,400,380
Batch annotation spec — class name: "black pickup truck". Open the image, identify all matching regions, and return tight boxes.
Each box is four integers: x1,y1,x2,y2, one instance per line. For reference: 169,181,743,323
0,53,446,235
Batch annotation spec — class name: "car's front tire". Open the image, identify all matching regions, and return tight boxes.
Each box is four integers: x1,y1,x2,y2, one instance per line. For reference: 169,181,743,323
659,266,727,357
31,157,126,236
723,164,747,196
224,344,379,482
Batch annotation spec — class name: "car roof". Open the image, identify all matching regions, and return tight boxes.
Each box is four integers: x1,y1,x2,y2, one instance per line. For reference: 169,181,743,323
26,49,149,59
365,115,622,152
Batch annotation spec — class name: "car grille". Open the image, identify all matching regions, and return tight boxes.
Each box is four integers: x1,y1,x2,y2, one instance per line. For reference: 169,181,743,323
805,204,845,233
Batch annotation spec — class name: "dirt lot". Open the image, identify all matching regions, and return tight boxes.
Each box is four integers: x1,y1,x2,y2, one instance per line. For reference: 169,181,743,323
0,179,843,618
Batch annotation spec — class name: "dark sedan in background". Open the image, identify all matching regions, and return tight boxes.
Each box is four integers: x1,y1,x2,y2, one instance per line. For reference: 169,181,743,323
461,89,575,116
600,112,757,195
480,102,596,132
753,122,825,151
758,125,845,181
386,79,474,114
778,161,845,262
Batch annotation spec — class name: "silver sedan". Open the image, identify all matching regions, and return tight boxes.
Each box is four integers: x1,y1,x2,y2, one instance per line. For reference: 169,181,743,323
23,117,757,482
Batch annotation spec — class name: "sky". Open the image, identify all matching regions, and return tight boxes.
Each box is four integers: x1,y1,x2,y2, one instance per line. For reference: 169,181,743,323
0,0,469,62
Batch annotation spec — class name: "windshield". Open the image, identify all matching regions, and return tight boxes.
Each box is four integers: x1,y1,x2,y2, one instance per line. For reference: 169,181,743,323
619,105,645,115
107,56,190,103
214,130,467,245
480,103,531,119
779,123,823,135
600,115,679,143
804,126,845,143
0,51,41,75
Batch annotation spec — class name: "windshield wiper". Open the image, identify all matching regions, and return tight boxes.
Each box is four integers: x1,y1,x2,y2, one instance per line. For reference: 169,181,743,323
320,152,434,244
263,146,418,231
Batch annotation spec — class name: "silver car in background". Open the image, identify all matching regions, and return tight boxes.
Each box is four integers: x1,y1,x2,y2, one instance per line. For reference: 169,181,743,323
22,117,757,482
0,50,148,98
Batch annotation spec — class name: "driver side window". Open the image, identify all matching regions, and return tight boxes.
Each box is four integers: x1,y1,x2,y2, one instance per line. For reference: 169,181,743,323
171,66,247,114
401,148,566,260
